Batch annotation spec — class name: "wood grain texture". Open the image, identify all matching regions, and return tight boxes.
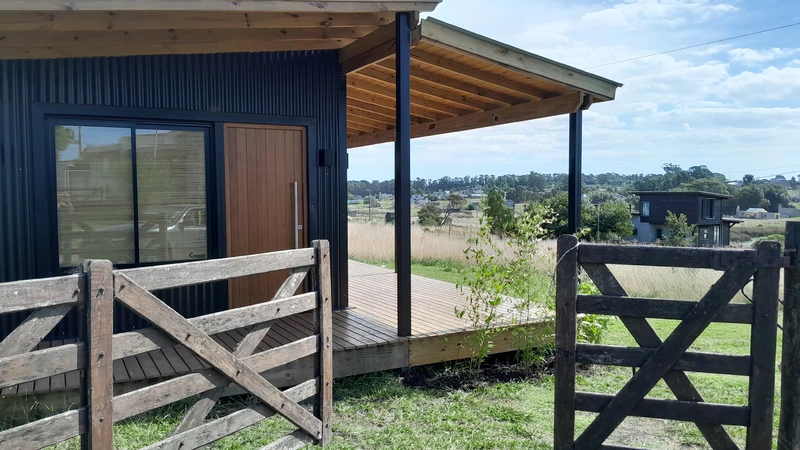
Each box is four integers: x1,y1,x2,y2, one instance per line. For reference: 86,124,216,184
0,274,82,314
0,1,441,12
577,295,754,324
0,304,74,356
576,344,751,376
0,408,84,449
119,248,314,291
258,430,314,450
83,260,114,450
314,241,334,444
114,275,323,440
578,243,786,270
141,380,318,450
780,221,800,450
224,124,308,310
575,392,749,426
554,235,579,450
580,263,746,450
746,241,781,448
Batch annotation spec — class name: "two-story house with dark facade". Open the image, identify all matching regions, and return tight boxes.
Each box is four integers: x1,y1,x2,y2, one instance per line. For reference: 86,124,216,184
631,191,742,247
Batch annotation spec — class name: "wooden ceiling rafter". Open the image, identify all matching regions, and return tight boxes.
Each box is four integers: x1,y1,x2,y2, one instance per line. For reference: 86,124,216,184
348,92,584,148
346,89,443,122
0,1,442,13
347,77,469,117
0,11,397,31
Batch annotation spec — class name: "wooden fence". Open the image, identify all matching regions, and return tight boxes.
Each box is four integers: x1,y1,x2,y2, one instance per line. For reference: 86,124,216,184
0,240,333,450
554,235,787,450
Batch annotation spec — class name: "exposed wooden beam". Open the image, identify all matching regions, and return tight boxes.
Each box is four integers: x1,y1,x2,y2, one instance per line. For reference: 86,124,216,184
355,67,492,112
419,18,619,101
376,59,523,106
347,107,397,126
0,11,395,31
347,113,390,131
347,121,378,134
0,1,442,13
347,89,442,121
339,23,396,63
347,98,428,124
347,76,470,117
339,19,420,74
0,27,373,49
410,49,553,100
348,92,582,148
0,39,352,59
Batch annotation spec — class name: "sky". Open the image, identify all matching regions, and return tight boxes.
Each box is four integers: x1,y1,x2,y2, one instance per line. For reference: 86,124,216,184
347,0,800,182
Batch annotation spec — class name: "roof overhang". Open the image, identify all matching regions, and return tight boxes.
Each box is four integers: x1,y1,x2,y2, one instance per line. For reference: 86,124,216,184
342,18,622,148
0,1,440,59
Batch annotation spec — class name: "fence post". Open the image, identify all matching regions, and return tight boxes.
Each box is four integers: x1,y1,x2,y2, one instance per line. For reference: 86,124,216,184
313,240,333,446
81,260,114,450
554,234,579,450
779,222,800,449
748,241,781,448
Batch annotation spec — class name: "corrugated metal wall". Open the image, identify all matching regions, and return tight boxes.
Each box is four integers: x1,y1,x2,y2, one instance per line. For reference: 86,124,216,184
0,51,347,338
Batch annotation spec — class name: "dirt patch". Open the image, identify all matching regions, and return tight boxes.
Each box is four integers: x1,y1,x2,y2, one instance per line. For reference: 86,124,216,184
400,352,568,390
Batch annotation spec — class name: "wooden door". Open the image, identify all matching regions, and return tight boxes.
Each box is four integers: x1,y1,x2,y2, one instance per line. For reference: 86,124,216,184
224,124,307,309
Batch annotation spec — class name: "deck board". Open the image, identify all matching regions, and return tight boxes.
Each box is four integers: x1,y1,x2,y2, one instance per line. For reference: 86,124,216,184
3,260,550,399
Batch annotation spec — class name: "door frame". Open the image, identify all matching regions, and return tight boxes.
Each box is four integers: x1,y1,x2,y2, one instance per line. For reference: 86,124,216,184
31,104,320,284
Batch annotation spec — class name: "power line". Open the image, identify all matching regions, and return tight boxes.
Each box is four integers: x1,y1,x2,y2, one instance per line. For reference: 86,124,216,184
726,165,800,176
586,21,800,69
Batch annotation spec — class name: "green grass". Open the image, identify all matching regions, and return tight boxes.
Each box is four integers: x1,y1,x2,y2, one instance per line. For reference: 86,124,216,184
353,257,466,285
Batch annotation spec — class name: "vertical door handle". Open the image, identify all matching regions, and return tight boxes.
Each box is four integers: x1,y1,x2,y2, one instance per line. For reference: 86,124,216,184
293,181,300,249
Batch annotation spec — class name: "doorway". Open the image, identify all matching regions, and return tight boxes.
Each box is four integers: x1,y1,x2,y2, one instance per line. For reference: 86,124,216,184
223,124,308,308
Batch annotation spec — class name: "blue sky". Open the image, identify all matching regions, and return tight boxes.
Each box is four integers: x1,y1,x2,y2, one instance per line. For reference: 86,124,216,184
347,0,800,182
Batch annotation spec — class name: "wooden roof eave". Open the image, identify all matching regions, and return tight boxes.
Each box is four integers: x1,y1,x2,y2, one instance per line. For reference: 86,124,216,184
0,1,441,12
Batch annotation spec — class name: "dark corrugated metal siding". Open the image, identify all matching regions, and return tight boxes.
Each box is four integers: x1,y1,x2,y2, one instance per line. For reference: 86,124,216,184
0,51,347,339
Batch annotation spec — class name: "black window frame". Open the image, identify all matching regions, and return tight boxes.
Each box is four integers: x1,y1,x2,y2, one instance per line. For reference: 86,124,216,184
47,118,214,271
641,200,650,218
703,198,716,219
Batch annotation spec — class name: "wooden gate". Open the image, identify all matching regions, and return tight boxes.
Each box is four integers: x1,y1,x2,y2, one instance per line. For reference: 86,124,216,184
0,240,333,450
554,235,786,450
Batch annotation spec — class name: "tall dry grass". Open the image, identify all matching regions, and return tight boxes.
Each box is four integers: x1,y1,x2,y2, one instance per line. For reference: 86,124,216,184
347,221,773,301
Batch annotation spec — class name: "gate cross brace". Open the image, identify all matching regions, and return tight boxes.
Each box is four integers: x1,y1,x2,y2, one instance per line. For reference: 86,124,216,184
170,267,311,435
115,273,323,441
579,263,753,450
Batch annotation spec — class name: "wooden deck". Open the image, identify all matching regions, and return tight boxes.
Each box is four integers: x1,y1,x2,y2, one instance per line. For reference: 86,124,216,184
0,261,550,411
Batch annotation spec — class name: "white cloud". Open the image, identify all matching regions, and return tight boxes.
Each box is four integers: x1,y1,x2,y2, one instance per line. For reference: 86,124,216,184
728,48,800,64
717,66,800,101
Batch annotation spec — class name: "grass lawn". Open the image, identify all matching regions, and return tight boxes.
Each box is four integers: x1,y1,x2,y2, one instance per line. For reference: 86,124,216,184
41,317,774,449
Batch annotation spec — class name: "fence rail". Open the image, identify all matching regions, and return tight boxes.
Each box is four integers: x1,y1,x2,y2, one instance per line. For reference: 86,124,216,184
555,236,782,450
0,240,333,450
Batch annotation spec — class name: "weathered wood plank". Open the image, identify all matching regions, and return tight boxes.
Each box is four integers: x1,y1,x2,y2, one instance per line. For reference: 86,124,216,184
575,392,750,426
554,234,579,450
747,241,781,448
0,1,441,13
119,248,315,290
0,343,83,390
314,240,334,445
0,274,82,314
115,274,322,440
0,408,84,449
83,260,114,450
258,429,314,450
578,244,785,270
140,379,317,450
576,265,755,449
582,263,740,450
113,336,318,421
576,344,751,376
780,221,800,450
0,303,74,356
577,295,754,324
172,267,309,435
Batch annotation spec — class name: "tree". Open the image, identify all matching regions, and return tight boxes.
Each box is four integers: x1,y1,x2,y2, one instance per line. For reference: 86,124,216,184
743,174,755,186
534,193,633,241
594,202,634,241
363,196,379,207
763,185,791,212
484,189,515,235
418,203,447,227
447,193,466,211
664,211,695,247
735,186,768,210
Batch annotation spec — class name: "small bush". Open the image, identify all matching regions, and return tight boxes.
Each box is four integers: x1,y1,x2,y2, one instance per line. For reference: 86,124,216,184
751,234,785,253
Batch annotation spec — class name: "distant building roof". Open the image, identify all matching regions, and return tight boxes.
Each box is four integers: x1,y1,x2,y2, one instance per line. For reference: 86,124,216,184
722,218,744,224
744,208,768,213
631,191,732,200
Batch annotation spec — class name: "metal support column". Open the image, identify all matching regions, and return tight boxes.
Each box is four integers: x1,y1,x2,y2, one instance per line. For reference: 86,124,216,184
395,12,412,337
567,109,583,234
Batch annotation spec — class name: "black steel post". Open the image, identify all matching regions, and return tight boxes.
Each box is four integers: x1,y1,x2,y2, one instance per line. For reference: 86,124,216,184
567,110,583,234
395,12,412,337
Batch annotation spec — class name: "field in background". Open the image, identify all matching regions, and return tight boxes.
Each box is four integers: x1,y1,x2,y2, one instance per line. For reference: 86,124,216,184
347,221,771,301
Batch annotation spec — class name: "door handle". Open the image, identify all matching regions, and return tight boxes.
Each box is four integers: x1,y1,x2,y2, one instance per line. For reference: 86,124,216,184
293,181,300,249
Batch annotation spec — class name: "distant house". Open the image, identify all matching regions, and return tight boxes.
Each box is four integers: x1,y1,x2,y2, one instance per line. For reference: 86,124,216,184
505,199,516,210
779,204,800,219
736,207,780,220
631,191,740,247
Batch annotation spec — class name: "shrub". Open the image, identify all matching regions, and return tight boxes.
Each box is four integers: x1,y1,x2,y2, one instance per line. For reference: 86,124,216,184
751,234,785,253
